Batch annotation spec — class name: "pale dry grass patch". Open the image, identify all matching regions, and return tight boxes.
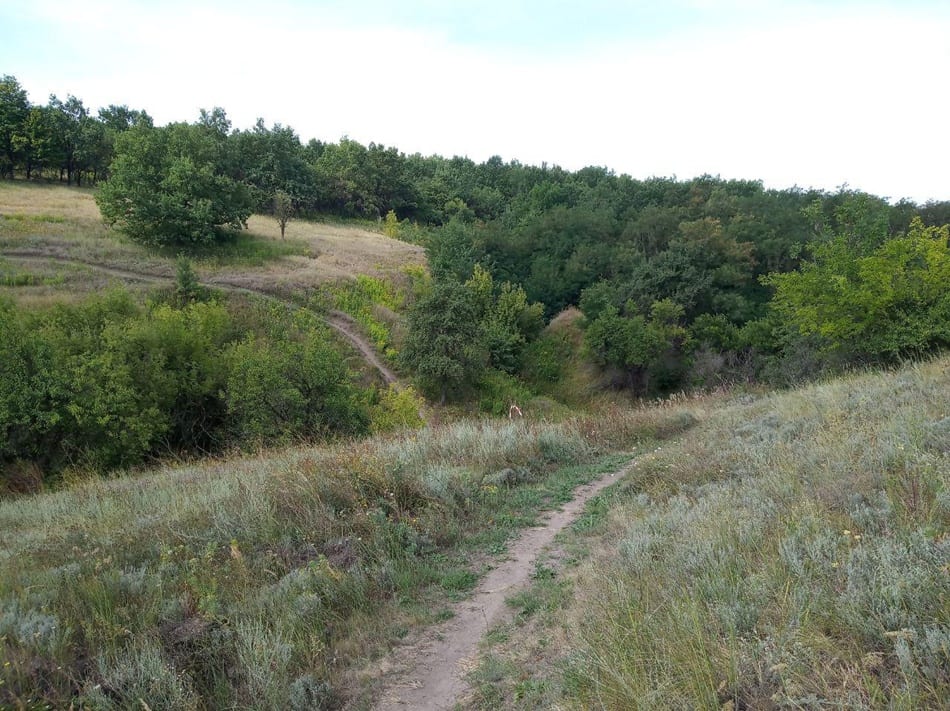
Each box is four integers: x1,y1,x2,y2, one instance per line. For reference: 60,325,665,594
562,358,950,709
240,213,425,285
0,181,101,221
0,183,425,291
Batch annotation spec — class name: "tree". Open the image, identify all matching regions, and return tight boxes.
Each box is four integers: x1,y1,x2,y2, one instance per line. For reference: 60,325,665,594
225,329,368,444
401,280,486,403
273,190,293,238
464,265,544,373
98,104,152,133
583,299,689,395
232,119,313,211
765,217,950,362
97,114,253,246
0,75,29,179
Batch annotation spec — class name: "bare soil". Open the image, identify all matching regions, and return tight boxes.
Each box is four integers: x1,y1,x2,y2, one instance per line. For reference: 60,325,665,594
365,455,642,711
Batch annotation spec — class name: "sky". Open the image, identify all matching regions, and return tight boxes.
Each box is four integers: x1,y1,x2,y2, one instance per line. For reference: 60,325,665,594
2,0,949,203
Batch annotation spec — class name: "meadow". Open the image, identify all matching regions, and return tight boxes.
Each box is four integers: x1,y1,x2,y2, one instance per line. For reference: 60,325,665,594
467,359,950,709
0,405,691,708
0,182,424,294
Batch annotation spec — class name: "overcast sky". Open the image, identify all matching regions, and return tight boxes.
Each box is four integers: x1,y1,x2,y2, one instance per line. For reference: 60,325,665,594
2,0,949,202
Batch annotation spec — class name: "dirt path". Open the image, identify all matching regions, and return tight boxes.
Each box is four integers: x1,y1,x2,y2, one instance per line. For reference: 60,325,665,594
368,455,642,711
1,251,398,386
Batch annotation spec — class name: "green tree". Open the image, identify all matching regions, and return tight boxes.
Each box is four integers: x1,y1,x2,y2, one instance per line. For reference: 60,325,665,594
273,189,294,239
464,265,544,373
232,119,313,211
225,329,368,444
765,217,950,362
97,114,253,246
584,299,689,395
0,75,29,178
401,280,486,403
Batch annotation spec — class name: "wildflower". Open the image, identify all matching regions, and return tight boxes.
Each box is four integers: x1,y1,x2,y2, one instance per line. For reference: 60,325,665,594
842,529,851,536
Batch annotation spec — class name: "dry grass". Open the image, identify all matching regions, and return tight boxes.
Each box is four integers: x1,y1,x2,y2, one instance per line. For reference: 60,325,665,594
0,406,696,709
0,181,102,222
0,255,153,308
520,358,950,710
220,215,426,299
0,181,173,274
0,181,426,293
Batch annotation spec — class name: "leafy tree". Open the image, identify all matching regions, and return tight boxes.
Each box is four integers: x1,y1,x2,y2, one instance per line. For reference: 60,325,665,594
273,189,294,238
464,265,543,373
0,75,29,179
584,299,689,395
97,115,253,246
426,218,477,281
383,209,399,239
232,119,313,211
14,106,55,180
98,104,152,133
401,280,486,403
226,328,368,444
765,218,950,362
173,255,209,306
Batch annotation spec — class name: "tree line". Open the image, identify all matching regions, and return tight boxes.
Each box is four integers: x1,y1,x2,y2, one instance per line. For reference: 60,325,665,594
4,73,950,401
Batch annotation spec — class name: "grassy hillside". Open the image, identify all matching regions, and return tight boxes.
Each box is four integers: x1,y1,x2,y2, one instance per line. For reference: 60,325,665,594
0,406,691,708
0,181,425,293
467,358,950,709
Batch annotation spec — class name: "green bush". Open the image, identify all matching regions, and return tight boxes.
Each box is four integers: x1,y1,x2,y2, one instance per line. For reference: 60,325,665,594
0,289,369,488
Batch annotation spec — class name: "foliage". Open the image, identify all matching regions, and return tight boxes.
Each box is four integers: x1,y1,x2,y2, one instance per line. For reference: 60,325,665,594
765,217,950,362
6,72,950,397
273,189,294,238
0,290,368,487
225,328,368,445
583,299,690,395
96,114,253,246
369,383,425,433
173,254,209,306
383,209,400,239
401,279,486,403
464,264,544,374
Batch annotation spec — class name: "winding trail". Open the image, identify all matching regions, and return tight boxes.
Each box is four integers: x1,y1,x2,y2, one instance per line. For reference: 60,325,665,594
369,454,643,711
1,251,398,385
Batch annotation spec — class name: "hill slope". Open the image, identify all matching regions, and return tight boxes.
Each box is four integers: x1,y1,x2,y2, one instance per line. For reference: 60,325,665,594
465,358,950,709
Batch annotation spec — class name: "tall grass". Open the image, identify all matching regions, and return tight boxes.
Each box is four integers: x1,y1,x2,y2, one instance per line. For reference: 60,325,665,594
565,358,950,709
0,405,695,708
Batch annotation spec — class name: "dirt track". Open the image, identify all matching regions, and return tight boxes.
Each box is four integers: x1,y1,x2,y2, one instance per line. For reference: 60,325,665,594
1,251,398,385
368,454,642,710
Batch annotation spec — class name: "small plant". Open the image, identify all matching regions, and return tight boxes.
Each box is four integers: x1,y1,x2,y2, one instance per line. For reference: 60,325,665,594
174,254,208,305
273,190,294,239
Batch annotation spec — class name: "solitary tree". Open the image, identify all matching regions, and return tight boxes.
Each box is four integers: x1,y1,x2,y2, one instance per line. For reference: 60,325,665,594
97,112,252,246
273,190,293,239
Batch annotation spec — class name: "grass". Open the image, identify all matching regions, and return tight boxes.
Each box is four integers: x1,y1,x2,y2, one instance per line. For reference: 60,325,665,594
0,255,160,310
0,404,694,709
466,357,949,709
0,181,425,289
